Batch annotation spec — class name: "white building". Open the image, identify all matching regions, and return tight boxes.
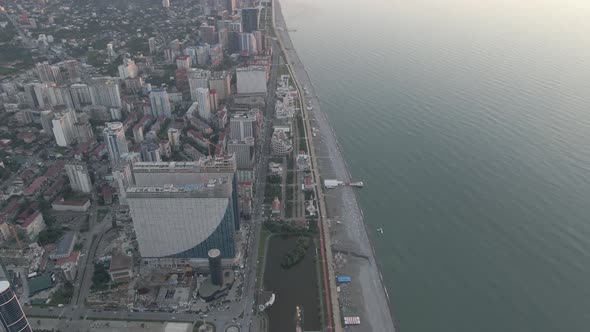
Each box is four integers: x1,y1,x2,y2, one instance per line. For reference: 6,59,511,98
196,88,211,120
229,110,259,140
189,69,211,101
236,66,267,94
167,127,181,147
112,161,134,205
107,43,116,58
196,45,210,65
271,129,293,155
162,0,170,8
65,162,93,193
238,32,257,56
149,89,172,118
209,71,231,100
118,58,138,80
103,122,129,167
68,83,92,110
89,77,122,108
227,137,255,169
52,109,77,146
149,37,157,54
19,211,46,241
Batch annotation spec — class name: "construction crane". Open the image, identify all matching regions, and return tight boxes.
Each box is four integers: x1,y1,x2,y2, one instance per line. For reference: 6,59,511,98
9,225,22,249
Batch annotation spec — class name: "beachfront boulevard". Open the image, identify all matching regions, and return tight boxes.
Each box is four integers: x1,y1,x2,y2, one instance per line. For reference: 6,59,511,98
271,0,396,331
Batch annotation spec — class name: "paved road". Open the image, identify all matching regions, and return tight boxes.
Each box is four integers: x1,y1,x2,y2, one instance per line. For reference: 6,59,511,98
72,206,112,306
239,37,281,332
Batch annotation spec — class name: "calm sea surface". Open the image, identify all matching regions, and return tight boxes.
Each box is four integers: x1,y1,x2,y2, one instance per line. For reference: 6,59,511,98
280,0,590,331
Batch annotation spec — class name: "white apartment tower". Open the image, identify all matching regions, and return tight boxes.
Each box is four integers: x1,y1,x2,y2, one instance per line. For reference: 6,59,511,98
188,69,211,101
89,77,122,108
149,89,172,118
196,88,211,121
229,110,258,140
103,122,129,167
52,109,77,146
118,58,138,80
167,128,181,148
65,162,93,193
148,37,157,54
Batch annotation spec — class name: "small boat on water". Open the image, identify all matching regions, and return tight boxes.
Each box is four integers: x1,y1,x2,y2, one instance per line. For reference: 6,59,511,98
377,227,384,234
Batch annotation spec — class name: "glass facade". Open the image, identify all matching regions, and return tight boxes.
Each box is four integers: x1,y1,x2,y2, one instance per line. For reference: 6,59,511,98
170,201,236,259
0,286,32,332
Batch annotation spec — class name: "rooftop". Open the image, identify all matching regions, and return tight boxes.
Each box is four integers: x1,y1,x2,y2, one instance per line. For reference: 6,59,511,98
109,254,133,272
54,232,76,257
28,273,52,296
127,178,232,198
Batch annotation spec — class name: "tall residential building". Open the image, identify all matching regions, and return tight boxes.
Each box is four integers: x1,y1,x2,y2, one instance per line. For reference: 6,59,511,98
225,0,235,13
200,24,217,45
239,32,257,56
167,127,181,148
209,71,231,100
118,58,138,80
148,37,157,54
209,89,218,112
184,46,198,66
189,69,211,101
176,56,190,69
149,89,172,118
253,30,264,53
140,142,162,162
65,162,93,193
103,122,129,167
218,28,229,50
68,83,92,110
236,66,267,94
24,83,43,108
35,61,58,83
0,280,32,332
196,45,210,65
196,88,211,121
228,138,255,169
107,43,116,58
73,121,94,143
52,109,77,146
40,110,54,135
112,161,134,205
62,59,82,81
229,110,259,140
241,8,260,33
89,77,122,108
162,0,170,8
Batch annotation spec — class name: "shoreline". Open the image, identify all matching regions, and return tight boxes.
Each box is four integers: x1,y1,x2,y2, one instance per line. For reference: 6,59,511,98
272,1,397,331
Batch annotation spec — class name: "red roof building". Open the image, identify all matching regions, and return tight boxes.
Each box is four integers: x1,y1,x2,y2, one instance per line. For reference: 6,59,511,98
44,160,65,178
24,176,48,196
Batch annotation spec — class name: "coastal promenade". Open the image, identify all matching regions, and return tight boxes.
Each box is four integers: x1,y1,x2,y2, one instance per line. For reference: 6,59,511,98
273,1,397,331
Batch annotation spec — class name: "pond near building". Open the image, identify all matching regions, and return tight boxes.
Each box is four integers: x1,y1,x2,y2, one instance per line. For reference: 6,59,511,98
263,235,321,331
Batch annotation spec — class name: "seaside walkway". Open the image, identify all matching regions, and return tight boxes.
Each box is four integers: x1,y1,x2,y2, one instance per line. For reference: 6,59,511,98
272,1,343,331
